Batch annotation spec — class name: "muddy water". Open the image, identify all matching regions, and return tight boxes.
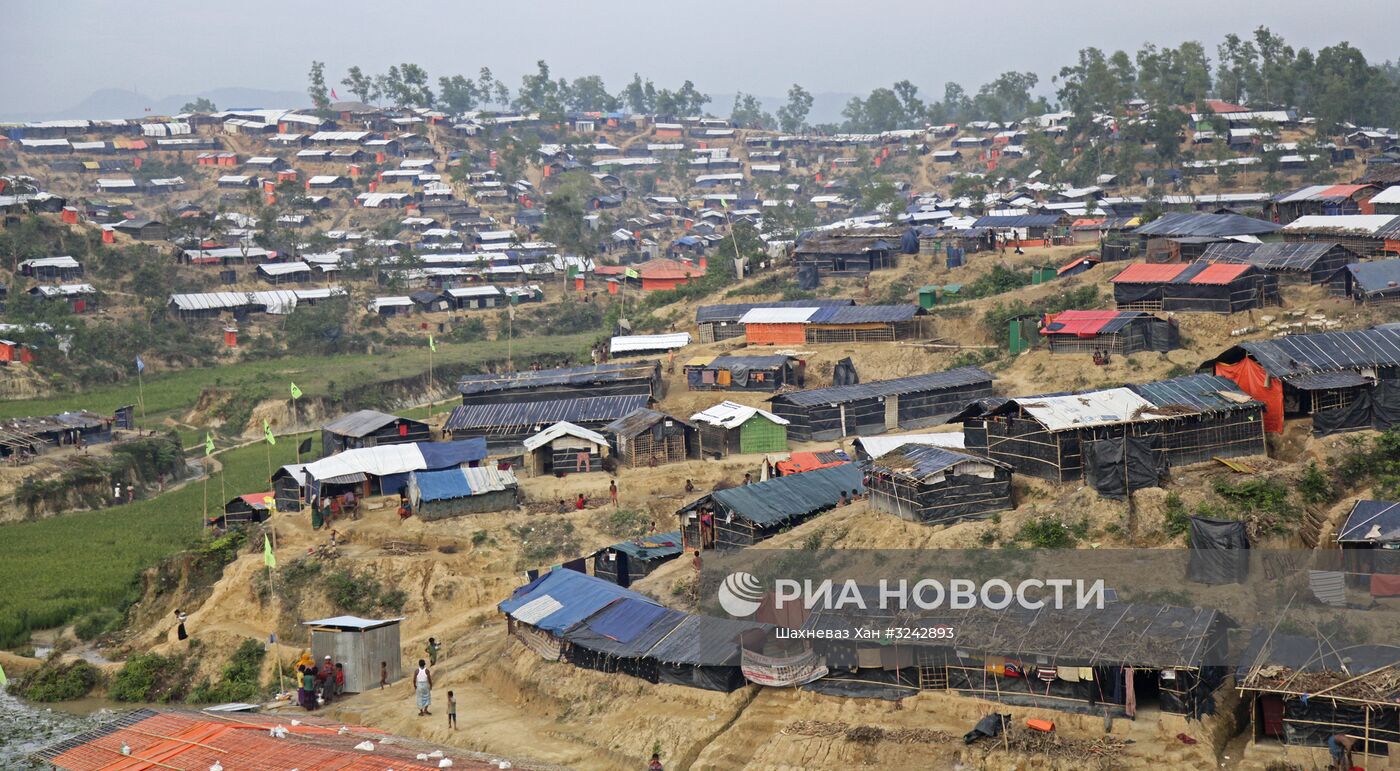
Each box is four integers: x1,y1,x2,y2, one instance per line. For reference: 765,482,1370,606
0,688,127,769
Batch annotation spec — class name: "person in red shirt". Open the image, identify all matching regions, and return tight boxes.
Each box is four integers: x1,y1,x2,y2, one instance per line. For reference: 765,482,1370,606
575,493,586,510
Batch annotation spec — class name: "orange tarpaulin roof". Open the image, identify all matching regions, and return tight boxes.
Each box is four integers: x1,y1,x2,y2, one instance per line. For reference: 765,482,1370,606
1110,263,1187,284
1188,263,1252,285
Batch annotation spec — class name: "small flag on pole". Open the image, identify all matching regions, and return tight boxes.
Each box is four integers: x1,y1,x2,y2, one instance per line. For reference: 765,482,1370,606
204,432,215,457
298,437,313,455
263,418,276,445
135,356,146,374
428,334,436,352
289,382,302,400
720,197,729,209
0,662,7,687
624,267,639,279
263,534,276,569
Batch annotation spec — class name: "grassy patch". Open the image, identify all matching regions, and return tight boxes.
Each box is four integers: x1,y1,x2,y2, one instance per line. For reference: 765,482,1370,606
13,657,102,702
188,638,267,704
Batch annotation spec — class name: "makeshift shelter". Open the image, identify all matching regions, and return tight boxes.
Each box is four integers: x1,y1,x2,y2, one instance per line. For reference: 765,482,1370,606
1335,499,1400,588
970,213,1065,247
1198,241,1357,284
609,332,690,357
867,445,1013,525
852,432,965,461
457,361,660,405
960,374,1266,484
1329,258,1400,304
695,299,853,342
499,567,654,661
34,709,464,771
1271,184,1378,223
1186,517,1250,585
444,394,651,450
1111,262,1280,313
684,354,799,392
773,449,850,476
690,401,789,457
1280,213,1400,258
793,235,897,277
802,304,930,343
1205,326,1400,435
294,437,489,503
522,421,610,475
603,408,697,467
769,367,994,442
210,491,275,528
1132,212,1281,261
271,462,309,512
563,597,687,682
303,615,404,693
321,409,430,456
407,465,518,520
677,463,862,550
645,614,769,691
1040,310,1180,355
592,531,684,587
1236,630,1400,759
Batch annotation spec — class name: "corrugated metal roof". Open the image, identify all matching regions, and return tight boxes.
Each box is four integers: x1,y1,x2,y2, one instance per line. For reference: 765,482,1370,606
1133,212,1281,238
323,409,407,438
772,367,992,408
684,463,862,526
302,615,404,630
445,395,651,432
971,214,1063,228
1129,374,1261,414
807,304,921,324
457,361,658,396
1275,184,1371,203
697,299,854,323
1198,241,1344,271
871,444,1009,482
1281,214,1400,237
738,307,820,324
603,407,691,437
1236,327,1400,377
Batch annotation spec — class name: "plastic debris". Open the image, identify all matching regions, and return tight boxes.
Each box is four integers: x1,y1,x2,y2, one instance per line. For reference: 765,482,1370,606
354,741,375,751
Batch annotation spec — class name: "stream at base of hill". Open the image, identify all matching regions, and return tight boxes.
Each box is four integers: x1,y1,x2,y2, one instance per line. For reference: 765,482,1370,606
0,688,125,769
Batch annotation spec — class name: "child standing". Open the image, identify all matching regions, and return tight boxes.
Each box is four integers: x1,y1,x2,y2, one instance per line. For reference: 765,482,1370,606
380,661,388,689
447,691,457,730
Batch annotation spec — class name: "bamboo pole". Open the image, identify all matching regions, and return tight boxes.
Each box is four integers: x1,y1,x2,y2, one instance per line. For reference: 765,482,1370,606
93,744,183,771
123,727,228,752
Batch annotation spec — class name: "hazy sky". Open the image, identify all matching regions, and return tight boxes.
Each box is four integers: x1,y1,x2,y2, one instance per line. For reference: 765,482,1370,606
5,0,1399,114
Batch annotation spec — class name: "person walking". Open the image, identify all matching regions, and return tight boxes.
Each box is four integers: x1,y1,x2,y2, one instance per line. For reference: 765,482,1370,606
413,659,433,716
174,610,188,642
426,637,440,666
609,480,619,507
380,661,388,689
447,691,458,730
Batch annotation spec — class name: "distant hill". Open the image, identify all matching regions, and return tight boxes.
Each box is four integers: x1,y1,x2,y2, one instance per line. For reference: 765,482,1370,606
3,87,309,122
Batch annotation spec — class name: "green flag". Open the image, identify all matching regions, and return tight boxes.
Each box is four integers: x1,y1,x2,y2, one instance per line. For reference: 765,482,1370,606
290,382,302,400
428,334,436,353
0,662,7,687
263,534,276,569
567,265,579,278
204,432,215,457
720,196,729,209
624,267,639,279
262,418,276,446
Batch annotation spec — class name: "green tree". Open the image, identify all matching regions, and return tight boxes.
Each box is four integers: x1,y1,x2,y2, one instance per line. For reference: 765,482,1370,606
341,66,377,104
307,61,332,117
567,75,619,112
620,74,656,114
729,92,771,128
438,74,480,114
179,97,217,113
541,172,597,258
776,84,813,133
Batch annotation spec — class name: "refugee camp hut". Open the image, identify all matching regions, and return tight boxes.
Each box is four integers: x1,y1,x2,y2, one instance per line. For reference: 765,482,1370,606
1280,214,1400,258
695,299,854,342
1132,212,1282,263
603,408,697,467
793,235,897,277
256,261,312,285
499,568,652,661
1197,241,1357,284
677,463,863,550
302,615,404,693
210,491,274,528
1110,262,1280,313
866,445,1013,525
690,401,789,457
644,614,771,691
851,432,966,461
924,603,1229,718
297,437,488,503
773,449,851,476
562,597,688,683
592,531,684,587
1040,310,1180,355
1236,630,1400,760
522,421,610,475
457,361,661,406
1329,258,1400,304
769,367,995,442
1270,184,1378,224
18,256,82,281
271,463,308,512
407,465,519,520
971,213,1065,247
1205,326,1400,435
110,218,168,241
1335,499,1400,585
803,304,930,343
321,409,430,456
739,306,822,346
445,394,652,451
961,374,1266,486
609,332,690,358
684,354,798,392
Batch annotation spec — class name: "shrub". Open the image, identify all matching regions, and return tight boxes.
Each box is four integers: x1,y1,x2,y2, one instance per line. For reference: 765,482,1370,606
188,638,266,704
325,569,408,615
15,658,101,701
74,608,124,642
1163,493,1190,537
1298,461,1335,506
510,519,580,566
1017,516,1077,548
1211,478,1298,534
110,651,194,703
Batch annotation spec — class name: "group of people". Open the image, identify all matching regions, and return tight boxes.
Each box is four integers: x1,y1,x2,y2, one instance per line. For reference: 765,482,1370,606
1091,348,1114,366
294,652,344,710
311,491,359,529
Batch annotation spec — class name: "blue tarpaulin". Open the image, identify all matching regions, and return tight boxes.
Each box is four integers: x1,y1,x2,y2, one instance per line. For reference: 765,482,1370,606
418,437,488,468
498,569,654,634
413,467,475,502
586,597,673,643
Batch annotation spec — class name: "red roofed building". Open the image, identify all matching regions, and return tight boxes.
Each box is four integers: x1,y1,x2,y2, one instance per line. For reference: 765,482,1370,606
1111,262,1279,313
1040,310,1179,354
636,257,704,291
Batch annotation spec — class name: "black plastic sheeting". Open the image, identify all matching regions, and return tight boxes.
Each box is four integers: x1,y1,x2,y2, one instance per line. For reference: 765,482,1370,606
1312,379,1400,436
1283,696,1400,747
1187,517,1251,585
796,262,820,290
900,227,920,254
656,663,747,692
963,714,1011,745
832,357,859,387
1083,436,1165,499
800,669,915,701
